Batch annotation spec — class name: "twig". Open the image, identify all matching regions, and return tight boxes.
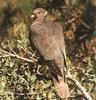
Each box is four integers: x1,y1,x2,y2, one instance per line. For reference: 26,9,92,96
65,17,90,29
17,45,37,60
0,48,37,63
79,19,90,29
0,55,10,58
79,34,88,40
66,71,92,100
65,17,77,25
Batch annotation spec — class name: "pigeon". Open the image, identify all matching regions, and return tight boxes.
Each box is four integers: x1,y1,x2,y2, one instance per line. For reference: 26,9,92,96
29,8,70,99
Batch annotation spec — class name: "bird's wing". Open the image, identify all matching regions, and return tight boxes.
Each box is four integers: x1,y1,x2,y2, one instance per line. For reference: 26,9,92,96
46,22,67,63
30,25,64,76
53,22,67,64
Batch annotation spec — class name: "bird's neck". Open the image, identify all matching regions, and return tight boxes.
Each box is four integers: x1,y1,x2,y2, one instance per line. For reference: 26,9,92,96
32,18,45,27
36,17,45,22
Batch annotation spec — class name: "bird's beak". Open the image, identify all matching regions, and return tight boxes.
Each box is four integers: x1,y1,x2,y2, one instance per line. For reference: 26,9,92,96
30,14,35,18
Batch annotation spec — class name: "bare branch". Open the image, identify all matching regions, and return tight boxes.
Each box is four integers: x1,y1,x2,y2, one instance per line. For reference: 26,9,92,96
65,17,77,25
79,19,90,29
0,48,37,63
66,71,92,100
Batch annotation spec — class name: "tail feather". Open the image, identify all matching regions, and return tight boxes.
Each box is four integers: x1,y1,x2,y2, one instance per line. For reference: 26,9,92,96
53,75,70,99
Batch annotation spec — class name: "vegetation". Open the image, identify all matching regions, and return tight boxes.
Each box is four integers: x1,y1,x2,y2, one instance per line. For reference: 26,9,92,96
0,0,96,99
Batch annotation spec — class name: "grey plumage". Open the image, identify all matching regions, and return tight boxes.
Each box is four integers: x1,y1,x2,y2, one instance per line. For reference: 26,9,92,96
29,8,69,98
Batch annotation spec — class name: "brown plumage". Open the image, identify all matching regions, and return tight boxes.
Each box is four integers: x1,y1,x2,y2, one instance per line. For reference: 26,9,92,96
29,8,70,98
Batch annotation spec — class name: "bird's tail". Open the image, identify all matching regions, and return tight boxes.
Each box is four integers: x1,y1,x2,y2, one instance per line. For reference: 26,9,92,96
53,74,70,99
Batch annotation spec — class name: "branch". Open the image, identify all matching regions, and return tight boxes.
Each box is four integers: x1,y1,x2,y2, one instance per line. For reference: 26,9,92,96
79,19,90,29
65,17,77,25
66,71,92,100
0,48,37,63
65,17,90,29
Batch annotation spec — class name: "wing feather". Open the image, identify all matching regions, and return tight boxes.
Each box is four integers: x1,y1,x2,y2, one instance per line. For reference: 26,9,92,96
30,21,66,76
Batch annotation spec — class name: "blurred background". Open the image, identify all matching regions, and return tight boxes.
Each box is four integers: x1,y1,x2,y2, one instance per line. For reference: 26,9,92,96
0,0,96,100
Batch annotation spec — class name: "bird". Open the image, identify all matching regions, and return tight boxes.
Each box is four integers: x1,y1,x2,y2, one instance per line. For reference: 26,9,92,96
29,8,70,99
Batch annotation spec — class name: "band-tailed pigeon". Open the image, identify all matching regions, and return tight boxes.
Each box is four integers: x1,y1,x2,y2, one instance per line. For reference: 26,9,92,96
29,8,69,98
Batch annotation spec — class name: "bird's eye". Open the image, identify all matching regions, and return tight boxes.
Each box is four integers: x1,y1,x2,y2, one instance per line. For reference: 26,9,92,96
38,12,40,14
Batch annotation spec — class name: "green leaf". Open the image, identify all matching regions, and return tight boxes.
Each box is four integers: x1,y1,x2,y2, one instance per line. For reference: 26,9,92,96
30,74,37,83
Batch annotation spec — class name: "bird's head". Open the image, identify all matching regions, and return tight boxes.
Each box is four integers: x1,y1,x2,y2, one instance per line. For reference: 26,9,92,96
31,8,48,19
